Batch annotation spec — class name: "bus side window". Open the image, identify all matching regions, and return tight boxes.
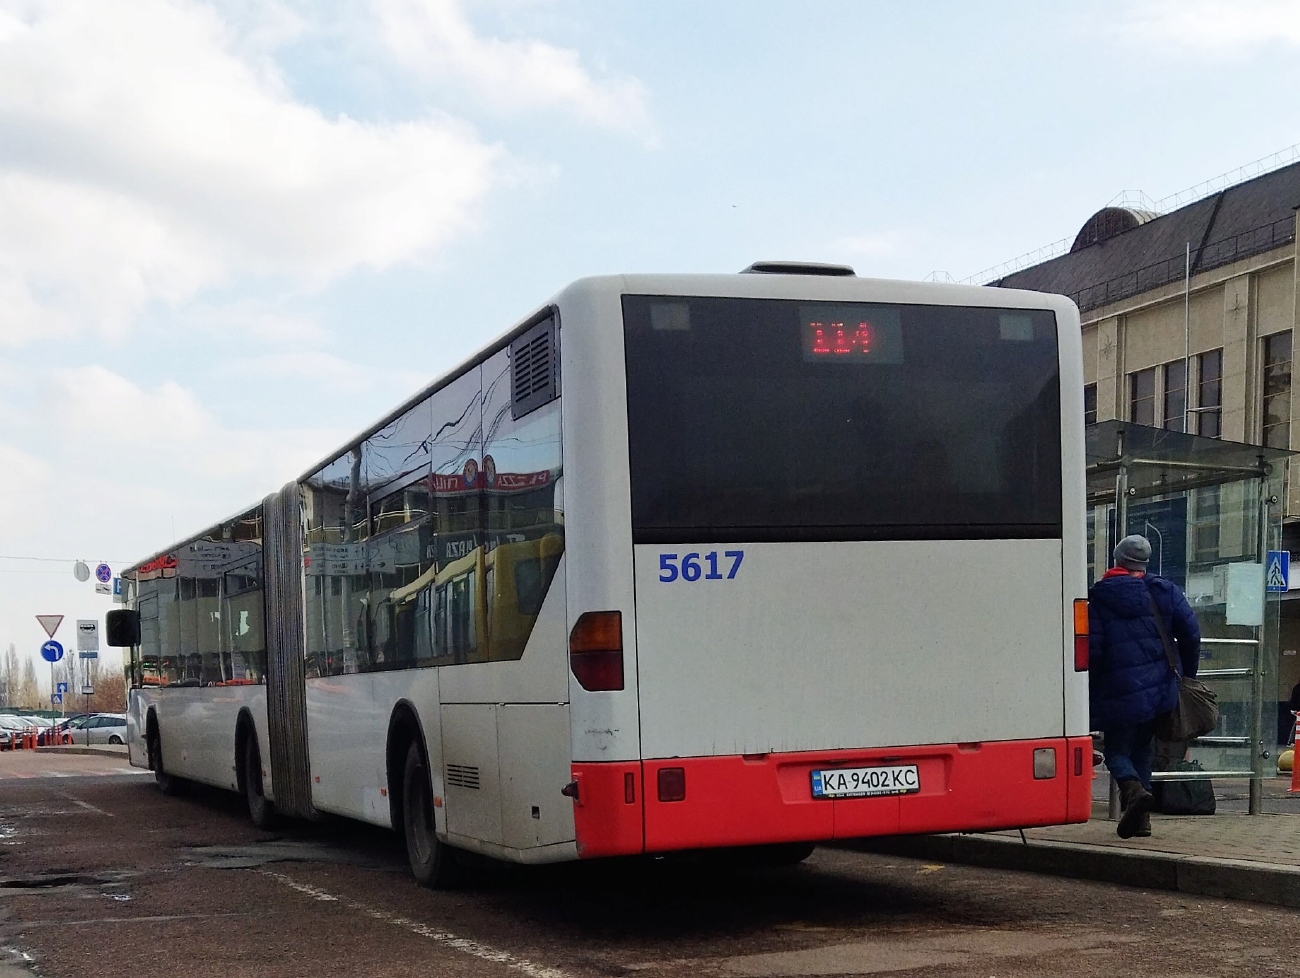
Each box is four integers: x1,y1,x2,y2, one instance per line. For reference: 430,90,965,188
428,369,485,666
363,395,434,673
137,581,161,687
479,343,564,663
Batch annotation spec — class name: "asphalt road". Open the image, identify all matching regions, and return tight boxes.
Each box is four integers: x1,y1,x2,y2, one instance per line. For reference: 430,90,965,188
0,752,1296,978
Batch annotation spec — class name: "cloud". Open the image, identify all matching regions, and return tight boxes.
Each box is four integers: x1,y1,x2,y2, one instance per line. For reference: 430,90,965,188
48,366,214,443
0,0,504,346
31,364,341,531
232,351,375,391
0,442,51,524
373,0,653,140
185,300,327,344
1118,0,1300,52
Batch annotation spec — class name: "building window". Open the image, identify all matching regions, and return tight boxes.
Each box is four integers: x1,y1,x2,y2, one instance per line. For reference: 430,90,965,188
1262,332,1292,449
1162,360,1187,432
1130,367,1156,426
1197,348,1222,438
1083,384,1097,426
1086,510,1097,583
1192,485,1220,564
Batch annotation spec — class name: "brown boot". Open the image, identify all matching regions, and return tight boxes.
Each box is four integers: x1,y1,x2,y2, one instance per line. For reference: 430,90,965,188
1117,778,1154,839
1133,809,1151,838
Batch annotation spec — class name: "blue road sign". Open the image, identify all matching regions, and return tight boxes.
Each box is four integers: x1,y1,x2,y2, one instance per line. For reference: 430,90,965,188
39,640,64,663
51,692,62,705
1267,550,1290,592
95,562,112,584
56,682,69,694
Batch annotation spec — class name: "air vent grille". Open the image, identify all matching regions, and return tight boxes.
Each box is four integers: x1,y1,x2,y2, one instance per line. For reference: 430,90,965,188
446,764,481,790
510,315,558,419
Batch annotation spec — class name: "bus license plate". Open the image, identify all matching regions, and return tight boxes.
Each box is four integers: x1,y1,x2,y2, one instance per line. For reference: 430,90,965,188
811,764,920,799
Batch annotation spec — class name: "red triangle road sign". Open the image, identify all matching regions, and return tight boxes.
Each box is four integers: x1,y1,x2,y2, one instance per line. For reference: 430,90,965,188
36,615,63,638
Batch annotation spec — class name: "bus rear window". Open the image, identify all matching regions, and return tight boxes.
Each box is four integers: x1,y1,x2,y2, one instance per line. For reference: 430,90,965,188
623,295,1062,543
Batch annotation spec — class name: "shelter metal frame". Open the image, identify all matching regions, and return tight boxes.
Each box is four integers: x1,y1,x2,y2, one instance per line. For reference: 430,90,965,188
1086,421,1293,816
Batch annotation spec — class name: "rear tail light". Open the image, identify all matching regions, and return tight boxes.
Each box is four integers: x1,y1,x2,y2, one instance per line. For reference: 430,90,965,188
1073,598,1088,671
657,767,686,802
624,771,636,804
569,611,624,691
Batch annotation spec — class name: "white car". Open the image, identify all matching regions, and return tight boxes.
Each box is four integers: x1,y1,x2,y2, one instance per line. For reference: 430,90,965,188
77,714,127,746
0,715,38,749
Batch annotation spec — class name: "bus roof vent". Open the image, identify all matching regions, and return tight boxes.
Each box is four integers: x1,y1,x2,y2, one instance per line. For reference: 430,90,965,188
510,314,558,420
741,261,856,277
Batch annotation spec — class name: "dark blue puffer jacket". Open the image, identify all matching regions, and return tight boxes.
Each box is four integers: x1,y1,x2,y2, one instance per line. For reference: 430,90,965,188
1088,573,1200,730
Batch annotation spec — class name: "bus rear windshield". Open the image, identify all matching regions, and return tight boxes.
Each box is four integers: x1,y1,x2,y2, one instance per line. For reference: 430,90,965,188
623,295,1062,543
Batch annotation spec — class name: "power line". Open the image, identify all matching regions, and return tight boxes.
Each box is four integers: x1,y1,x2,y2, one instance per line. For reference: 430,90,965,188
0,555,130,564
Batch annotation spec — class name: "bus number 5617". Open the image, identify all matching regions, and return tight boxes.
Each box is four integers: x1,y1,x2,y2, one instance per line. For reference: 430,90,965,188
659,550,744,582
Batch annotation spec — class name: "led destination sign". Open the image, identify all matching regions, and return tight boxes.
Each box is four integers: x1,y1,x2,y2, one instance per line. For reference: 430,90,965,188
800,304,904,363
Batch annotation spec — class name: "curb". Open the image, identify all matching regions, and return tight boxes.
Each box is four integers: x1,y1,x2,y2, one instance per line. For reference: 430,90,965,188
848,833,1300,909
33,745,128,758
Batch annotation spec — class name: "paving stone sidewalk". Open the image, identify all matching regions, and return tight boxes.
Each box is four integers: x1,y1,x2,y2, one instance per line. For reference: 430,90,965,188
1000,808,1300,866
856,779,1300,909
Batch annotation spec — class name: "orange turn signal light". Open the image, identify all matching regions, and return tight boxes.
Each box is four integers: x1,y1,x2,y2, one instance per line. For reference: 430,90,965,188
569,611,624,691
1073,598,1088,671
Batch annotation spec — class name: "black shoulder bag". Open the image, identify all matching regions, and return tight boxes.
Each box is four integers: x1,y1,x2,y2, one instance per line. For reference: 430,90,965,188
1145,585,1218,741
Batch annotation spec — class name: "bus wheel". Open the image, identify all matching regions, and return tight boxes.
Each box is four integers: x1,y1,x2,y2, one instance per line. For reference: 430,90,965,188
402,742,461,888
243,734,275,830
148,732,185,797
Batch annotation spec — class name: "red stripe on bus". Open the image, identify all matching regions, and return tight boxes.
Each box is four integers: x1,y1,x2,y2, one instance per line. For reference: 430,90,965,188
1065,736,1094,823
571,738,1090,857
570,762,644,858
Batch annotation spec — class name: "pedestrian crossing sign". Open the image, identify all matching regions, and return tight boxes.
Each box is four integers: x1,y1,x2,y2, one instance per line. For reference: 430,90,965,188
1266,550,1290,592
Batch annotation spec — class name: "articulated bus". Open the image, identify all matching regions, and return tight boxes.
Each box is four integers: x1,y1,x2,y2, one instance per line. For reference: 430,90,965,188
108,263,1091,887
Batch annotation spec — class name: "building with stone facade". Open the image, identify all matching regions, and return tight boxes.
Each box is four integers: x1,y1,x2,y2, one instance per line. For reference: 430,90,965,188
993,161,1300,736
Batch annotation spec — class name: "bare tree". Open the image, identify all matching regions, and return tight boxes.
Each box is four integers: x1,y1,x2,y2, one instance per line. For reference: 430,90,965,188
91,671,127,712
0,643,13,707
18,658,40,710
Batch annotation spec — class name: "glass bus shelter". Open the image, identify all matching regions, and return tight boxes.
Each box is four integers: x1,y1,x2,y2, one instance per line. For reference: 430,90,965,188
1087,421,1293,815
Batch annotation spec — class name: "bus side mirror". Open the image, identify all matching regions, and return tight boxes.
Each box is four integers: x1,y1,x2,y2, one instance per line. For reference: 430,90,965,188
105,609,140,648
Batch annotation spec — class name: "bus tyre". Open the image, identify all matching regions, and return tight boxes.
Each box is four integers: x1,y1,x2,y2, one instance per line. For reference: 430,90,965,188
148,732,185,797
244,734,275,830
402,742,460,888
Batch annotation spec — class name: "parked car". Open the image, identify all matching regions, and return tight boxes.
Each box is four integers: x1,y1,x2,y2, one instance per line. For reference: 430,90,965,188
0,714,38,749
39,714,90,745
37,712,87,743
77,714,127,746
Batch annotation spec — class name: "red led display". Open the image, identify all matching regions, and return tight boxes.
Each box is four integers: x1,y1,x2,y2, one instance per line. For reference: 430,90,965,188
800,305,904,364
808,321,874,357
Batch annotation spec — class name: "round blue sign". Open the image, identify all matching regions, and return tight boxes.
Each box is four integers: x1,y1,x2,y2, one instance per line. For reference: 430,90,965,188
40,640,64,663
95,563,112,584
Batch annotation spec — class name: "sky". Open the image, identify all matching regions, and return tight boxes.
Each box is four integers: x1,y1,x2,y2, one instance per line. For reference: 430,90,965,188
3,0,1300,689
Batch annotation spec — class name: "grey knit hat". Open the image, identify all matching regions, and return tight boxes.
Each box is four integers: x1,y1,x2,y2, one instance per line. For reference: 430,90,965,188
1113,534,1151,571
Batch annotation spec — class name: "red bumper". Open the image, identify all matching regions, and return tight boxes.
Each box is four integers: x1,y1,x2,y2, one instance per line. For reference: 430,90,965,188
572,737,1092,858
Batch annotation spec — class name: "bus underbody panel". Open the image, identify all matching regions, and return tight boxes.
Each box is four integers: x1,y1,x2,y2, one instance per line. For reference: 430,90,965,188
571,737,1092,858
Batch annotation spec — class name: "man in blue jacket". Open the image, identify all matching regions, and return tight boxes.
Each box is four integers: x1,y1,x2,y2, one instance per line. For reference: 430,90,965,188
1090,534,1201,839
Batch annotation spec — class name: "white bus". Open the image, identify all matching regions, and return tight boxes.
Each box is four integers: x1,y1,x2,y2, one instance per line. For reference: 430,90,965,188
109,263,1092,887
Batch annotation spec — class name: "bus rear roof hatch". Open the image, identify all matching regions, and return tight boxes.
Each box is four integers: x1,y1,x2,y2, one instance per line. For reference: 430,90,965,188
741,261,856,276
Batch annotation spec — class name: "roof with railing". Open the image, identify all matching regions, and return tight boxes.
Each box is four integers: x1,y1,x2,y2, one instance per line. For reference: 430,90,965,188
987,158,1300,315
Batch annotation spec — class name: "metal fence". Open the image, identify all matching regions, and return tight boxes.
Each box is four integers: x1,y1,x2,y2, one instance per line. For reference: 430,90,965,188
1070,216,1296,314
